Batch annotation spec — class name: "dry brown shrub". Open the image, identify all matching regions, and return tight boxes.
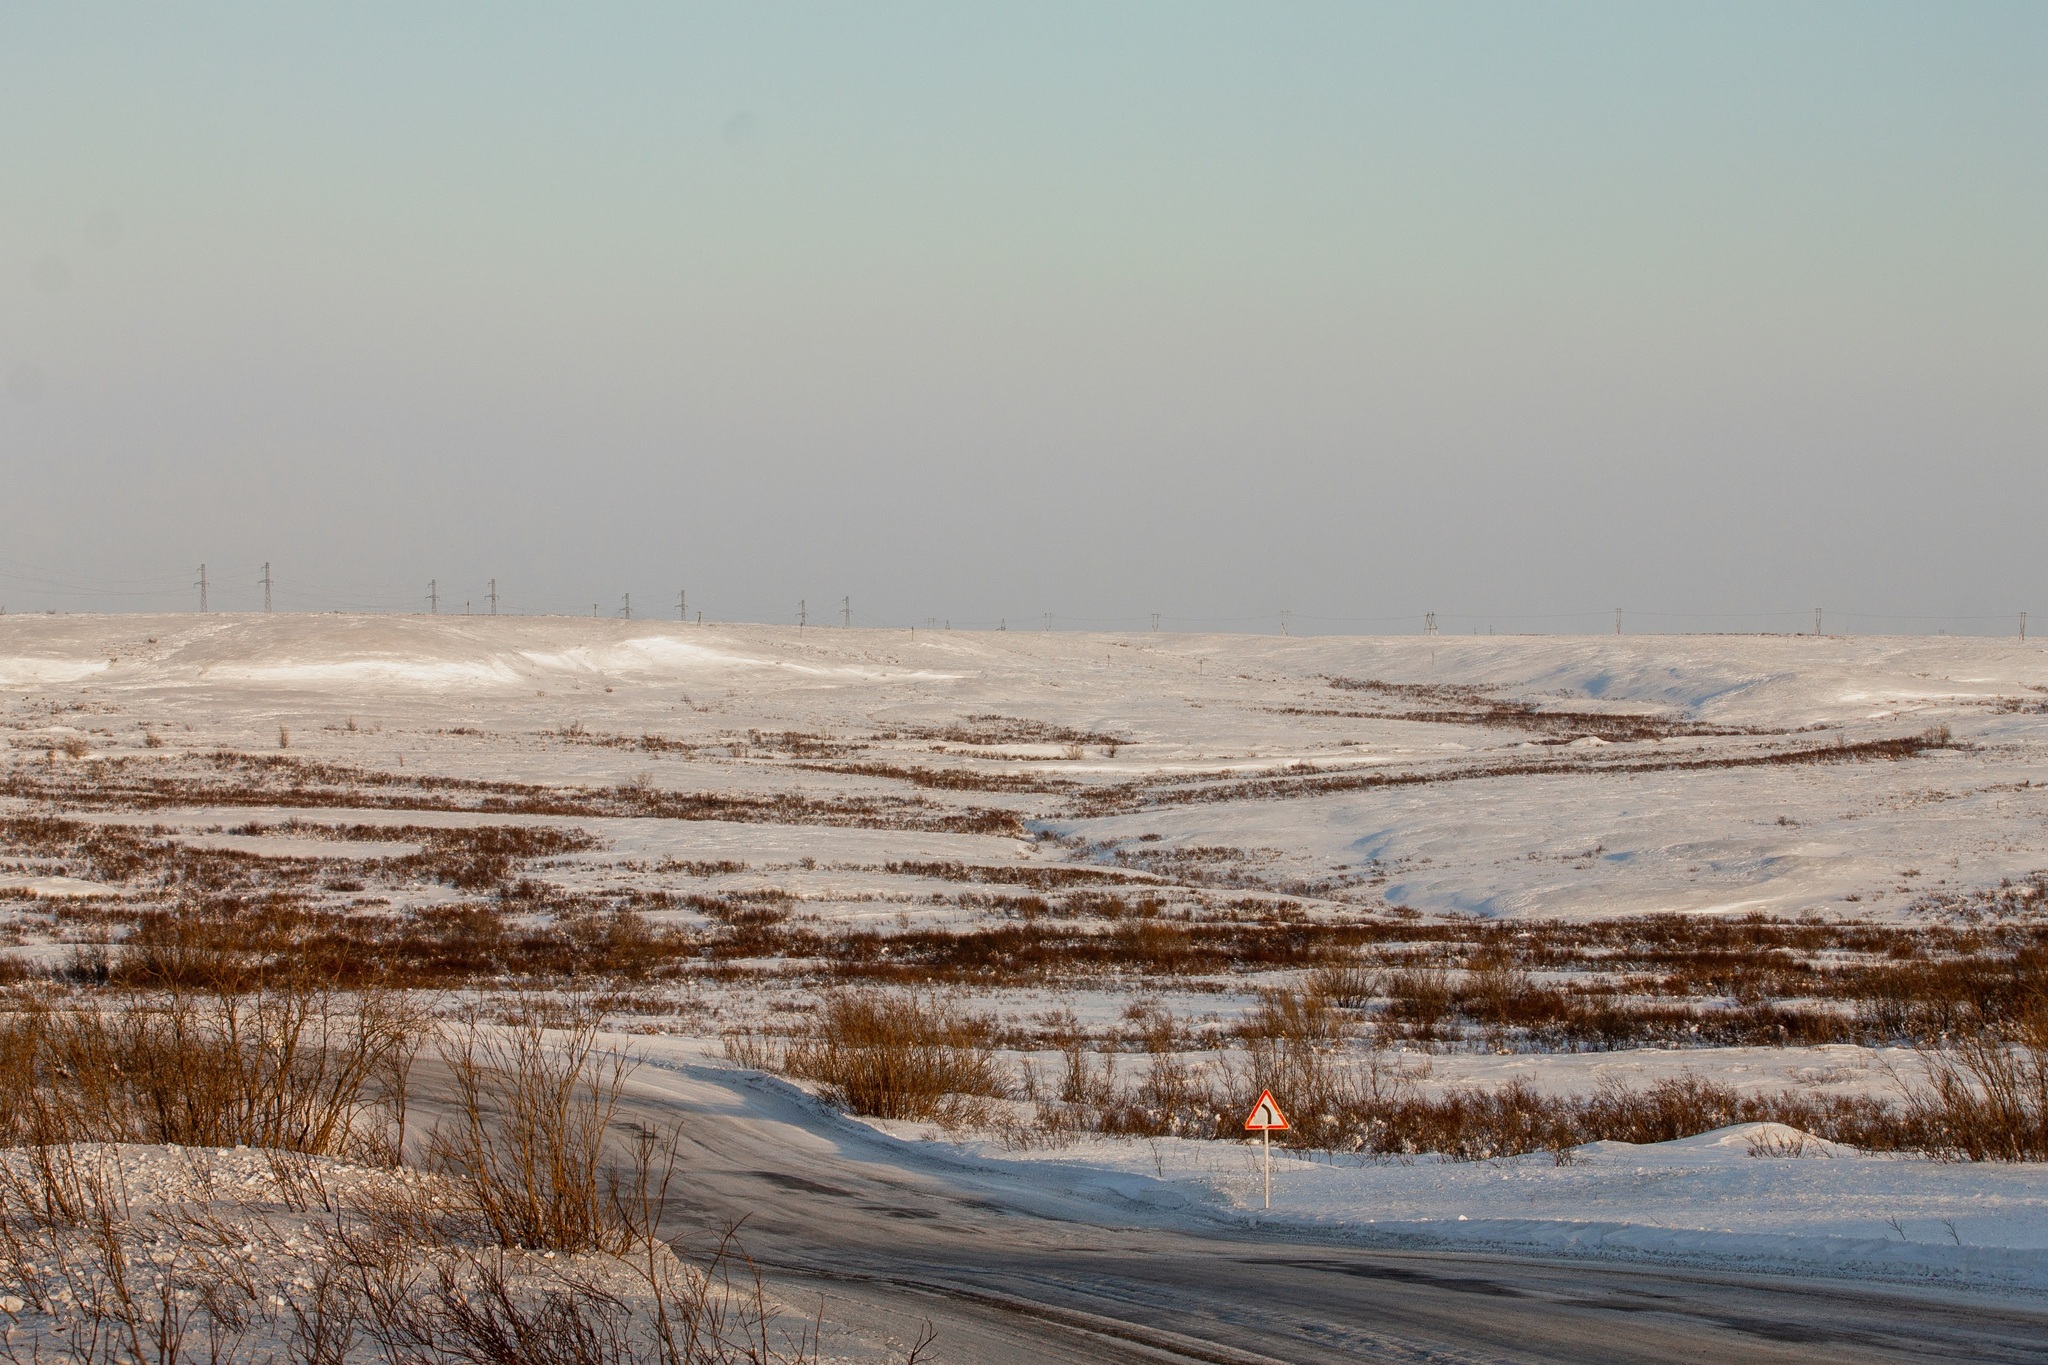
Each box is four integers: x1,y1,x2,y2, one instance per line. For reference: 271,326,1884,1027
775,991,1008,1124
428,1008,671,1256
1377,963,1454,1047
1304,963,1379,1010
0,978,423,1161
1907,990,2048,1160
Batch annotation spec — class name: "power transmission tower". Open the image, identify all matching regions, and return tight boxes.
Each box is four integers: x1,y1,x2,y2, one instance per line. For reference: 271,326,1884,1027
798,599,807,629
260,563,273,612
488,579,499,615
1615,608,1622,636
195,564,208,613
620,593,631,620
1043,612,1051,631
677,589,686,622
2024,612,2029,642
1814,607,1822,636
428,580,439,615
1424,611,1437,635
842,596,850,628
1151,613,1160,631
1280,610,1290,636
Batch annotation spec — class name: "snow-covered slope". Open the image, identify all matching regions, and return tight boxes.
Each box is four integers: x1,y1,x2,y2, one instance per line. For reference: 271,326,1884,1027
4,614,2045,920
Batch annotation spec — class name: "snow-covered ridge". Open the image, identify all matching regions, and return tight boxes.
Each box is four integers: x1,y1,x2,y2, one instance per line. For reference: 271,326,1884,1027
4,614,2046,922
1,614,2042,722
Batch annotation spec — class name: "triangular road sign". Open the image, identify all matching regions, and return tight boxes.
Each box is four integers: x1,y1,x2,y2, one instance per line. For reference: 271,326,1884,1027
1244,1089,1289,1131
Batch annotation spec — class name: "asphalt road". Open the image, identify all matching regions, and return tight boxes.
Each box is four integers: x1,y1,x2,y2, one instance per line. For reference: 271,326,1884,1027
613,1054,2048,1365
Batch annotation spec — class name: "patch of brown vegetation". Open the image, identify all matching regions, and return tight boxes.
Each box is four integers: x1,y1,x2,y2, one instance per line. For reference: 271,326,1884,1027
1075,726,1962,815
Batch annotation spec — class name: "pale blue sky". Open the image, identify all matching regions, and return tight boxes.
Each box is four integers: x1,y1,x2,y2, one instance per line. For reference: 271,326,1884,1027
2,3,2043,630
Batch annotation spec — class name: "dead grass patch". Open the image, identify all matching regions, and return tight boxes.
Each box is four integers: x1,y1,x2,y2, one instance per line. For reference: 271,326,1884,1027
742,992,1009,1125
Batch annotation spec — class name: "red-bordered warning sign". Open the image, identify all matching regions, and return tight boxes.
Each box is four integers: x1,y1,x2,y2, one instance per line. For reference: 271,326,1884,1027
1244,1090,1289,1131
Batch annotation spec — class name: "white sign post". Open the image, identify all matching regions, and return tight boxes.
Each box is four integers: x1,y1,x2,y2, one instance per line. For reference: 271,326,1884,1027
1243,1089,1290,1210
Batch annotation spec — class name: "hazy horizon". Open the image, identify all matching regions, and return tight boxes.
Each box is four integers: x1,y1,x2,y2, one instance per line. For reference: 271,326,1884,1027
4,4,2043,634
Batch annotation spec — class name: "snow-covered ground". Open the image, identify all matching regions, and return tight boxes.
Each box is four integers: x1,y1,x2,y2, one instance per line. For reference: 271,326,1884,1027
6,614,2048,1302
620,1039,2048,1301
0,1140,848,1362
4,613,2044,920
905,1119,2048,1296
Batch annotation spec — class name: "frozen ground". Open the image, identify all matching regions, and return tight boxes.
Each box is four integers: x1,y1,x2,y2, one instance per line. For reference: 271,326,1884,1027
584,1033,2048,1301
3,613,2043,919
591,1044,2048,1361
5,614,2048,1349
0,1140,858,1363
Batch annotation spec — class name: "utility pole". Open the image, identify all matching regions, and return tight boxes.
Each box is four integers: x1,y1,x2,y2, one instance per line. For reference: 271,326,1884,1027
260,563,273,613
2023,612,2029,642
428,580,439,615
1152,613,1160,631
842,596,850,628
195,564,208,613
677,589,686,622
798,599,807,629
1814,607,1822,637
1615,607,1622,636
1424,612,1437,636
488,579,499,615
1043,612,1051,631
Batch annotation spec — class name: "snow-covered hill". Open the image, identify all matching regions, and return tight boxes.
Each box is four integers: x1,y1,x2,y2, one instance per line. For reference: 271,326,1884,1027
4,615,2045,920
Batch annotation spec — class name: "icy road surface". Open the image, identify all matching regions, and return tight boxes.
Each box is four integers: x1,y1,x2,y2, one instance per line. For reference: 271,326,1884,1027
610,1044,2048,1365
